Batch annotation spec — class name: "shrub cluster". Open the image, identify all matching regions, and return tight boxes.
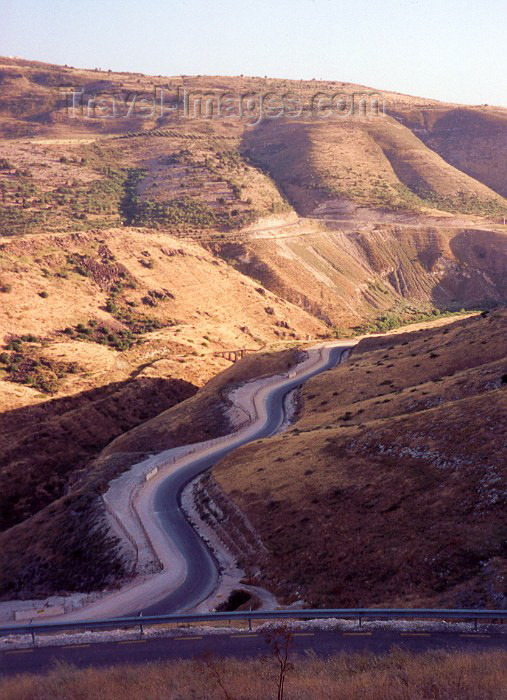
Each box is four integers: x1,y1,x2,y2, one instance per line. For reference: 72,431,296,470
0,337,79,394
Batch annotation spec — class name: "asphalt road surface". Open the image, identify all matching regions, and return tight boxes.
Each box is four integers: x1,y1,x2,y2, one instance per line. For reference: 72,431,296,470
1,627,505,677
133,346,346,616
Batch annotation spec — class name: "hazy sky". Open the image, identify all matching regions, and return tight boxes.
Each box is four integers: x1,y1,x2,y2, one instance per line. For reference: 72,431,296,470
2,0,506,106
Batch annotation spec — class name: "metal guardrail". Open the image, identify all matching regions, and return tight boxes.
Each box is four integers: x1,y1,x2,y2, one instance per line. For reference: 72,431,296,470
1,608,505,641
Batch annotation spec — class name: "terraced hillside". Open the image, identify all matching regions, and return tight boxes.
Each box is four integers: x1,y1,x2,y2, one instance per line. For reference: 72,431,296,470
212,310,507,608
1,57,506,225
0,131,290,236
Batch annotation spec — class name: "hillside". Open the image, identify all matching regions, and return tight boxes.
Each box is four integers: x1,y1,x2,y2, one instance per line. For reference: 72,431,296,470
1,58,506,314
212,311,507,608
0,57,506,601
0,227,325,414
391,107,507,199
0,348,302,596
243,116,507,218
1,59,505,348
0,377,196,533
208,225,507,328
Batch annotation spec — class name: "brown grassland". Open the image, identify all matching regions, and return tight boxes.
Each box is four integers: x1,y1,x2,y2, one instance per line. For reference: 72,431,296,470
0,649,505,699
213,310,507,608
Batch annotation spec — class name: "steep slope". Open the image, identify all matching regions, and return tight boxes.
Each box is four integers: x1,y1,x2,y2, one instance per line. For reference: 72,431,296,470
0,377,197,533
209,225,507,327
391,107,507,198
212,311,507,608
0,348,301,597
243,116,507,218
0,227,326,412
365,117,506,216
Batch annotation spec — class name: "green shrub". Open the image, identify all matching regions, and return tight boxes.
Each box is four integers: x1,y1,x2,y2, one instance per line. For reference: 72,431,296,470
20,334,39,343
105,299,118,313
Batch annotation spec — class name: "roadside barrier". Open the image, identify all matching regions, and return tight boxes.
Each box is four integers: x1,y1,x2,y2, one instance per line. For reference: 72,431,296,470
100,346,339,591
2,608,505,641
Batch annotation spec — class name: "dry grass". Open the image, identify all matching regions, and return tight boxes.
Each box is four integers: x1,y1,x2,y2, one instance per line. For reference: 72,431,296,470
213,311,507,607
0,649,505,699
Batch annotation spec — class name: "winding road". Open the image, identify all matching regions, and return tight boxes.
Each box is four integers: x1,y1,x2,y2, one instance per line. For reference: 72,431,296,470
135,344,349,616
9,344,350,624
3,342,506,678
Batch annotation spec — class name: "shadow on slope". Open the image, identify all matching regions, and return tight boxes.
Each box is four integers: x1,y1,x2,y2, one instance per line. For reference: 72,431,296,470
0,376,197,533
0,347,302,597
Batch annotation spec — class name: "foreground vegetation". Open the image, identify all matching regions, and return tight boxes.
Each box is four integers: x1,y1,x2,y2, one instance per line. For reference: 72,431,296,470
0,649,505,699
